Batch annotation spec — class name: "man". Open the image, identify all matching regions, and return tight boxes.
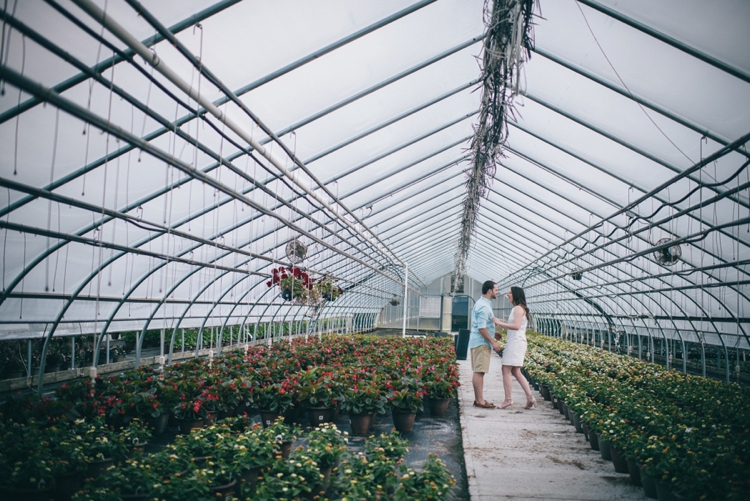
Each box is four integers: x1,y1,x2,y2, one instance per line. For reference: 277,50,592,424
468,280,502,408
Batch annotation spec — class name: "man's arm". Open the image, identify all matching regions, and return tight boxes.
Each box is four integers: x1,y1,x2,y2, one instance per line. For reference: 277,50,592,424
478,327,500,351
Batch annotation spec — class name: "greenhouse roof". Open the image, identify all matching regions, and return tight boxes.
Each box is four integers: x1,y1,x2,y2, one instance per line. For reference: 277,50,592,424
0,0,749,354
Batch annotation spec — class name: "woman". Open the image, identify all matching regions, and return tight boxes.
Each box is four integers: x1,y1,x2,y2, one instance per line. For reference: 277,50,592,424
492,286,536,410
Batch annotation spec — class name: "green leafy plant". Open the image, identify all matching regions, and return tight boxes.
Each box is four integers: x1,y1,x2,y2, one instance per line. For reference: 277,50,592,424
394,453,455,500
341,379,388,415
364,431,410,461
306,422,348,468
119,418,152,446
254,452,323,501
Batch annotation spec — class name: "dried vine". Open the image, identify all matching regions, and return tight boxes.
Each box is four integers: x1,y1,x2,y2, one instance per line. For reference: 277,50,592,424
454,0,536,290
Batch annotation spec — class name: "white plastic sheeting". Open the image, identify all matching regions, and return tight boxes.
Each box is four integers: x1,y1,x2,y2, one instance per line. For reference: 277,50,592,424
0,0,748,359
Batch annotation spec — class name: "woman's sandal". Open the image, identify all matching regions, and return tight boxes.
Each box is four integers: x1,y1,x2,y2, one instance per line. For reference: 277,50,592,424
473,401,496,409
499,400,514,409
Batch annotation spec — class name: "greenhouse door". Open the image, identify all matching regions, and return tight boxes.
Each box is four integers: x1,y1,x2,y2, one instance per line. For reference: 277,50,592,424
451,296,470,332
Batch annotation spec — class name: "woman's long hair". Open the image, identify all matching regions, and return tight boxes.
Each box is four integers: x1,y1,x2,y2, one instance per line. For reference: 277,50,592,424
511,286,531,322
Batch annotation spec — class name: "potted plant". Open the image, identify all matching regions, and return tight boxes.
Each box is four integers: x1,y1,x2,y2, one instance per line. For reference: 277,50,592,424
261,418,300,459
253,452,323,500
118,418,152,456
423,364,459,417
297,368,339,425
230,426,277,497
388,376,425,433
305,423,348,490
316,276,343,302
266,267,316,303
76,419,127,478
173,398,207,435
0,422,57,500
341,380,388,435
363,431,410,461
255,383,295,427
95,458,158,499
394,453,455,500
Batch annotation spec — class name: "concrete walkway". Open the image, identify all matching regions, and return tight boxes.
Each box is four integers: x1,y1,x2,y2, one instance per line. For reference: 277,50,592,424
458,358,646,501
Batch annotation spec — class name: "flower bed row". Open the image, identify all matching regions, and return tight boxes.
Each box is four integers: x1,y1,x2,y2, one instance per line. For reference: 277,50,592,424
524,332,750,501
0,335,460,498
2,413,454,500
35,335,459,432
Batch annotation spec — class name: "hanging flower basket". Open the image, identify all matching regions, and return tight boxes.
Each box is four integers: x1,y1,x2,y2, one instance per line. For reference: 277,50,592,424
390,299,399,306
266,267,317,304
317,276,343,302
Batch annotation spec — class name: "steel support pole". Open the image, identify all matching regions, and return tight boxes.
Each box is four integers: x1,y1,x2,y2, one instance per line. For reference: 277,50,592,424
402,263,409,338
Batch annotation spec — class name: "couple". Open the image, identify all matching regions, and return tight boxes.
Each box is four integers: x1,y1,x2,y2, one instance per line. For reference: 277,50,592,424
470,281,536,410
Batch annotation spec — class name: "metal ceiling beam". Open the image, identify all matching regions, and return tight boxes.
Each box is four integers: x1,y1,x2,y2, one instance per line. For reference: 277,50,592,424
305,79,480,164
522,89,750,211
577,0,750,85
90,0,402,269
0,0,242,125
532,47,745,153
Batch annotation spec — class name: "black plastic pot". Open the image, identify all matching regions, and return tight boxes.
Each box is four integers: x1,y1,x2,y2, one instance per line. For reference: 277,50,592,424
569,410,583,433
610,446,629,473
588,429,600,451
640,467,658,499
656,481,673,501
540,384,551,401
627,459,641,486
598,438,612,460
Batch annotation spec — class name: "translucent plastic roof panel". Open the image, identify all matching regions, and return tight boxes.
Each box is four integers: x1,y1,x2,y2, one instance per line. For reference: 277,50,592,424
0,0,748,370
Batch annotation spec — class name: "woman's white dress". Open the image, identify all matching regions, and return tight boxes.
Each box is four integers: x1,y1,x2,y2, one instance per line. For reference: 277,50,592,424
502,308,528,366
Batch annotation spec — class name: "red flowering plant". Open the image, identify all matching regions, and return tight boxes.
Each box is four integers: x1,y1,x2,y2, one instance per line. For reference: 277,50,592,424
297,367,342,409
423,363,460,399
266,267,318,303
213,378,244,414
341,379,388,415
198,388,224,413
387,376,425,413
254,382,295,413
174,396,208,420
126,389,164,419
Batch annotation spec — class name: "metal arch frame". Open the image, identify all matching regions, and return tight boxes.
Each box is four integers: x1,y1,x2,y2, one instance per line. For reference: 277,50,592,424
488,168,696,324
496,134,750,343
478,201,684,366
115,0,446,269
0,0,468,297
502,124,750,288
494,157,750,356
530,48,743,152
577,0,750,85
518,82,750,210
0,66,415,303
515,91,750,235
0,0,243,126
487,184,700,368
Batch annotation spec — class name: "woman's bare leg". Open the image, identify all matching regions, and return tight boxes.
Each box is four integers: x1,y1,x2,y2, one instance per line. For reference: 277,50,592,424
501,365,514,403
511,366,533,400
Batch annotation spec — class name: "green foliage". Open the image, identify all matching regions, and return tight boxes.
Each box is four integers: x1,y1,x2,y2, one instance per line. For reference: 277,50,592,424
394,454,455,500
306,422,348,468
364,431,410,461
254,452,323,501
526,332,750,500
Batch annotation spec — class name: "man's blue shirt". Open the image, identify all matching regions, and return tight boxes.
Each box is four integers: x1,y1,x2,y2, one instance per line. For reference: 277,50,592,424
468,296,494,349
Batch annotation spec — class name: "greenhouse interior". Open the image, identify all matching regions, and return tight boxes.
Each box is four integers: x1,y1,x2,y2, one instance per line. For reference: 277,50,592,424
0,0,748,500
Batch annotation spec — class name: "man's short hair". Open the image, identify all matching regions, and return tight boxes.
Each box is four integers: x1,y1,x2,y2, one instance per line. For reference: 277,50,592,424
482,280,496,294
